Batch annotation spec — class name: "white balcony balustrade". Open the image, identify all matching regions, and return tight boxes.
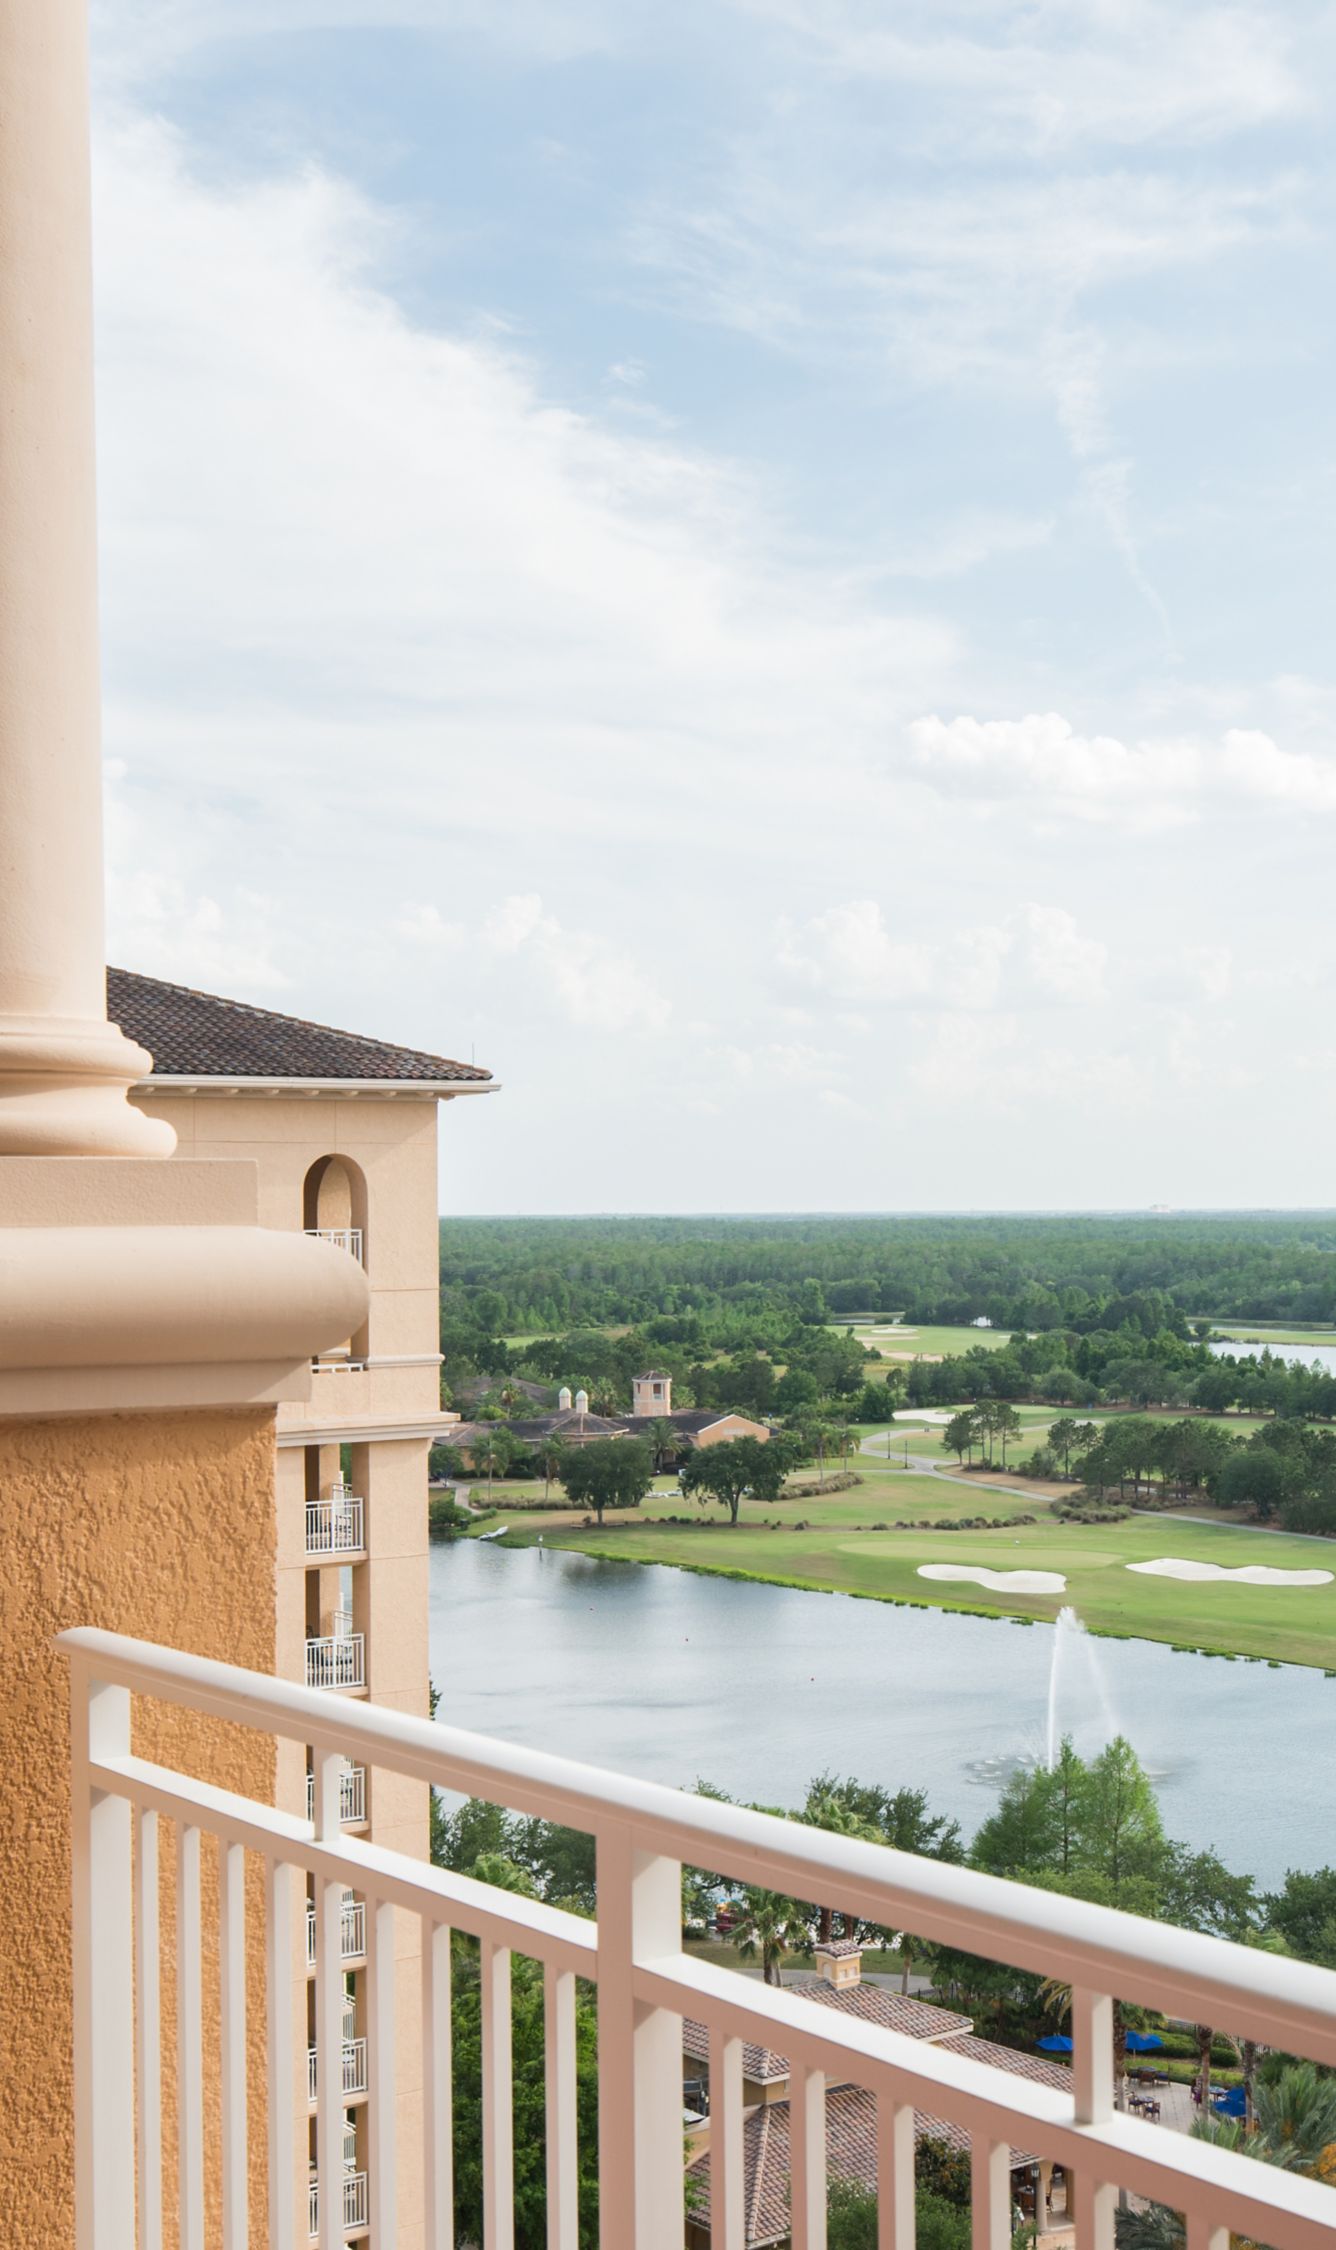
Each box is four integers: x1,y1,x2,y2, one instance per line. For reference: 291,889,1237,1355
305,1226,365,1264
308,2167,369,2239
307,2039,369,2104
306,1762,367,1825
306,1484,365,1557
311,1355,367,1374
304,1631,365,1690
306,1892,366,1968
67,1626,1336,2250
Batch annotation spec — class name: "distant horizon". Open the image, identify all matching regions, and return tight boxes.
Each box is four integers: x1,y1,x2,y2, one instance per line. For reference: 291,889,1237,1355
435,1206,1336,1222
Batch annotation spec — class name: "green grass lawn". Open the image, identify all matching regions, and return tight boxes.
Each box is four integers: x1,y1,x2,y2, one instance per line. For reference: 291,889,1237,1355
498,1495,1336,1668
1202,1321,1336,1349
852,1322,1014,1356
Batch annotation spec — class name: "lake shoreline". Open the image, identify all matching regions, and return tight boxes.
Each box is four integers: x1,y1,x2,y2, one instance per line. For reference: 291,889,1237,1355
489,1513,1336,1671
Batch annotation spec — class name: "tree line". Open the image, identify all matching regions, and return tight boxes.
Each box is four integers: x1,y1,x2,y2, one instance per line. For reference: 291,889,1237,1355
440,1211,1336,1339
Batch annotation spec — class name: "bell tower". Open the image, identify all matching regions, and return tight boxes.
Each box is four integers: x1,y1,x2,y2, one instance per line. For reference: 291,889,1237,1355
631,1369,672,1417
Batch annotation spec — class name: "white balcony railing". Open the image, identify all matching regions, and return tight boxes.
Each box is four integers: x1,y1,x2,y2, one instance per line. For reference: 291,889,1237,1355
306,1762,366,1825
311,1357,367,1375
306,2039,368,2104
66,1626,1336,2250
304,1632,365,1690
306,1893,366,1968
308,2168,369,2239
306,1487,365,1557
305,1226,365,1264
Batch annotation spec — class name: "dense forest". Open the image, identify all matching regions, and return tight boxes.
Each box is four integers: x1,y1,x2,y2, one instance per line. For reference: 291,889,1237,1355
439,1212,1336,1338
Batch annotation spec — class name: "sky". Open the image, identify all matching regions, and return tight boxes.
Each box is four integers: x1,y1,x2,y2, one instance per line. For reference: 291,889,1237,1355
89,1,1336,1214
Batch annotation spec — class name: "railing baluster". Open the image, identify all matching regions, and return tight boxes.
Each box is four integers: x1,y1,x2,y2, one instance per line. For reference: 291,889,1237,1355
423,1919,454,2250
1071,1986,1116,2250
482,1939,515,2250
266,1858,297,2250
595,1829,683,2250
708,2028,744,2250
71,1666,134,2250
178,1823,205,2250
367,1898,398,2244
544,1964,579,2250
1186,2217,1230,2250
219,1839,248,2250
790,2064,827,2250
314,1869,346,2250
135,1807,163,2250
875,2093,914,2250
971,2137,1011,2250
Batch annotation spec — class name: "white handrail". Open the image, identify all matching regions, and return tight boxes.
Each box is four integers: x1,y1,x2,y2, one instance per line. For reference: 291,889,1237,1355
64,1627,1336,2250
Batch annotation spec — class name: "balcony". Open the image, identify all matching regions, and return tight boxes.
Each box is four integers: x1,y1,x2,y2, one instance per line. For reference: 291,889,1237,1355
66,1626,1336,2250
306,1483,365,1557
304,1630,365,1690
306,1761,367,1825
305,1226,365,1263
309,2168,369,2239
306,1892,366,1969
307,2038,368,2104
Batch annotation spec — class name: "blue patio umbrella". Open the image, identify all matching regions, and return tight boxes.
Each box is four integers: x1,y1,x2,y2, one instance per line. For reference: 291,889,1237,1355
1036,2034,1074,2053
1125,2031,1165,2053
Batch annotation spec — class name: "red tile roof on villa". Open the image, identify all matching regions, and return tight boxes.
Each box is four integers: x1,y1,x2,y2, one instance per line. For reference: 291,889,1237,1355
687,2043,1075,2246
107,966,491,1085
681,1989,971,2090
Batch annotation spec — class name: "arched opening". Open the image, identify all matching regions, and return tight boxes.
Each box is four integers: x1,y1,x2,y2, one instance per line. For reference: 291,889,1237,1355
303,1154,370,1362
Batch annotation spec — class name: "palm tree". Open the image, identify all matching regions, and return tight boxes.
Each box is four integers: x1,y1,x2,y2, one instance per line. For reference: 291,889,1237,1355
730,1889,810,1987
471,1430,513,1492
535,1435,566,1501
804,1791,878,1941
646,1417,678,1474
834,1424,860,1470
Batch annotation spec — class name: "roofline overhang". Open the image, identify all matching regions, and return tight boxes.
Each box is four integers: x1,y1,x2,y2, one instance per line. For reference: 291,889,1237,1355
133,1075,499,1101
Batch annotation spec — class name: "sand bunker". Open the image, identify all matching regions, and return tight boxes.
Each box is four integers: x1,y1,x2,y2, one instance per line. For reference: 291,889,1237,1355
918,1564,1067,1594
893,1409,954,1424
1127,1558,1333,1588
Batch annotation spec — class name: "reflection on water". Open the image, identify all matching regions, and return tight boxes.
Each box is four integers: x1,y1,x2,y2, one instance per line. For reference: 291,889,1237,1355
1211,1338,1336,1376
430,1541,1336,1885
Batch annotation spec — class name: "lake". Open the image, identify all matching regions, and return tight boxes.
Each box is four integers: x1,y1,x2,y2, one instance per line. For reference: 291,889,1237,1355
429,1540,1336,1888
1211,1338,1336,1376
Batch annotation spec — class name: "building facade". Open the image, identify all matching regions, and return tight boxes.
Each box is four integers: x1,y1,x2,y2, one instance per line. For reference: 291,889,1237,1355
113,966,495,2238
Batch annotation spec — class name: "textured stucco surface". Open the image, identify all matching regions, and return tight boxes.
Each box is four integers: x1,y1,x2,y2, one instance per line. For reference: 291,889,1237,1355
1,1407,278,2249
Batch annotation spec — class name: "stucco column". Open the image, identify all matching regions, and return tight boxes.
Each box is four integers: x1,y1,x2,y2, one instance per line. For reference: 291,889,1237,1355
0,0,171,1156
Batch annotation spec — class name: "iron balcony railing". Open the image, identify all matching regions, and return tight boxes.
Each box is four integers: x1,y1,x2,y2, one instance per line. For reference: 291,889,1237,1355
306,1892,366,1969
66,1626,1336,2250
306,1762,366,1825
306,1487,365,1557
305,1227,365,1264
308,2167,369,2239
305,1631,364,1691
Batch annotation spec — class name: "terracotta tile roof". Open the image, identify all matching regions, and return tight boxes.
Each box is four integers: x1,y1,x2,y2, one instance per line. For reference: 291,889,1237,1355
682,1989,970,2091
789,1980,973,2044
107,966,491,1085
689,2045,1073,2246
683,2018,789,2087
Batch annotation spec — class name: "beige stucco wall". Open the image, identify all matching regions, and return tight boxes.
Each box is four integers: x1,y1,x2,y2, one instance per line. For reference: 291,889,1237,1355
2,1405,279,2250
136,1087,442,2245
131,1090,443,1427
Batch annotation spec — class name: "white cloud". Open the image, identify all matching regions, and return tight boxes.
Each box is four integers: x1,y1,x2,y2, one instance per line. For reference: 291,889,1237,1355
777,899,1107,1011
397,892,670,1033
907,712,1336,824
